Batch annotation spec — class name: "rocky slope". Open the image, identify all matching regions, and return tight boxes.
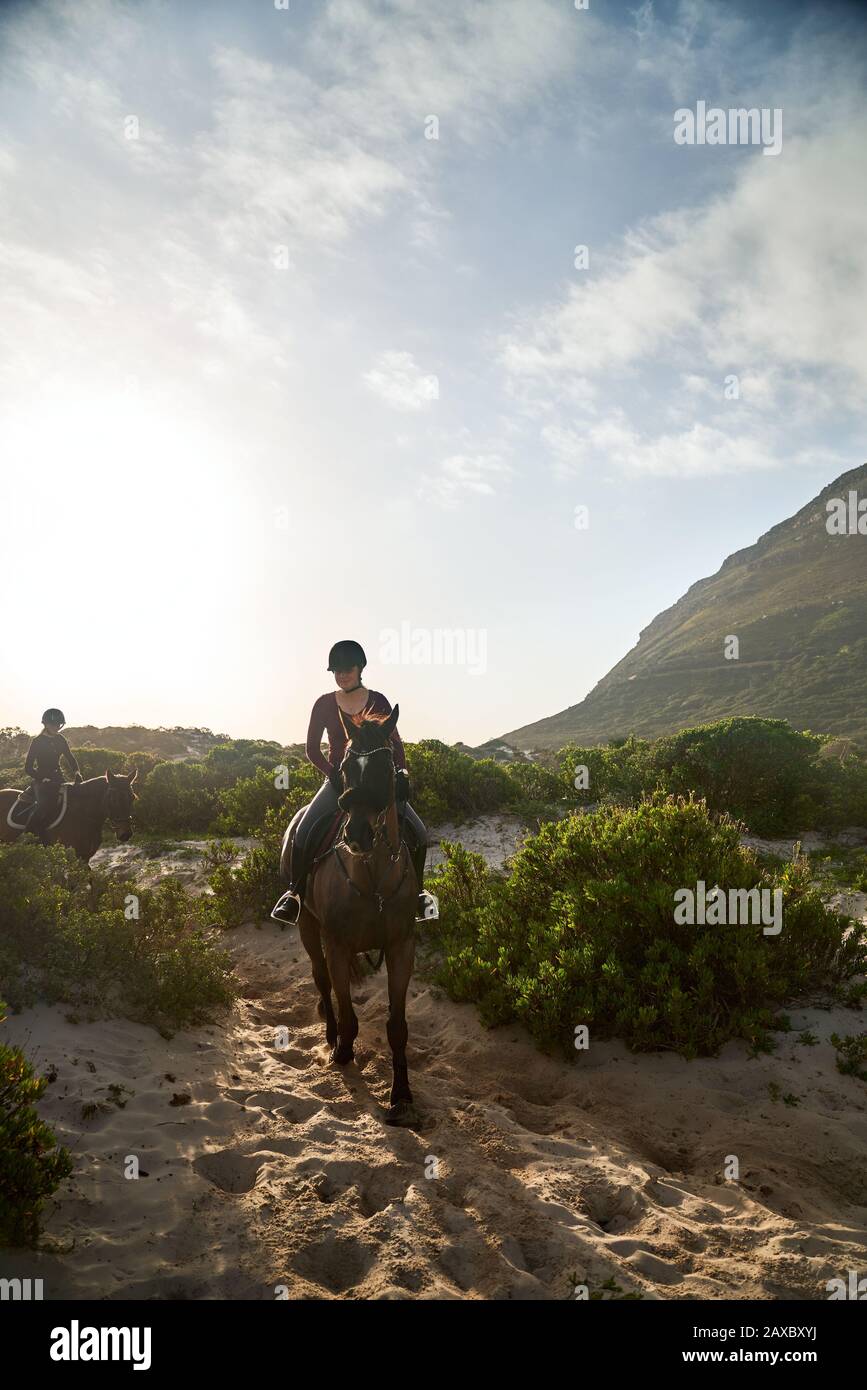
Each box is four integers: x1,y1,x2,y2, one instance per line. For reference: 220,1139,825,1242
503,464,867,750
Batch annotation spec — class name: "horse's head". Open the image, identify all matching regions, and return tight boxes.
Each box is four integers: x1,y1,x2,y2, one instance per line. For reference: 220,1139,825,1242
337,704,399,854
105,768,138,841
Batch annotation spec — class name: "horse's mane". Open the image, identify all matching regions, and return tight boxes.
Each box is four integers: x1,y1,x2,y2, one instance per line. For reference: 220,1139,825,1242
348,709,390,729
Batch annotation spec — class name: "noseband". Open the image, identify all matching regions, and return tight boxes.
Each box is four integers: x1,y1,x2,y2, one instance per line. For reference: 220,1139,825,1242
341,744,393,778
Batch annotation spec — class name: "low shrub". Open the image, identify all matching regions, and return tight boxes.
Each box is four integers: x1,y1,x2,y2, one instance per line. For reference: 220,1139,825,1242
427,795,866,1058
830,1031,867,1081
0,842,235,1033
133,760,219,834
205,807,288,927
406,739,568,824
212,759,320,836
557,717,867,836
406,740,516,823
0,999,73,1246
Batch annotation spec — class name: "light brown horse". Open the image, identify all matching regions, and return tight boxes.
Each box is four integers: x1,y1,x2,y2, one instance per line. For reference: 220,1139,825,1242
0,771,138,861
287,705,419,1125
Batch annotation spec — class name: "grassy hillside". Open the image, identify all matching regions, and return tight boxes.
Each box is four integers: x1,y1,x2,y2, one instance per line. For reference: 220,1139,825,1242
503,463,867,750
62,726,228,757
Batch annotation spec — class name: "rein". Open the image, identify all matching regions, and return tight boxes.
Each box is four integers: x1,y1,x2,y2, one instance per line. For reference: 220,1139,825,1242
330,750,411,911
334,821,409,913
333,816,408,971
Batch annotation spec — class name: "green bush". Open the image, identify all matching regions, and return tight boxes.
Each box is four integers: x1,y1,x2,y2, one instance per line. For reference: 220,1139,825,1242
405,740,567,824
206,758,330,925
126,739,296,836
814,738,867,828
557,735,656,807
212,759,320,836
500,759,566,809
650,721,825,835
134,760,220,834
198,740,285,789
406,740,515,823
206,808,286,927
557,717,867,836
0,999,73,1246
0,842,235,1032
830,1031,867,1081
427,795,866,1058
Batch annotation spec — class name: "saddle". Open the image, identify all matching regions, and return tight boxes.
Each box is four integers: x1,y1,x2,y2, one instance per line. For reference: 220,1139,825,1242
7,783,71,833
292,808,345,866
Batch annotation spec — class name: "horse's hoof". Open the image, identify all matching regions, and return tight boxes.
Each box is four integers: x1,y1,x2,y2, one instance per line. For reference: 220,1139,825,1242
330,1045,354,1066
385,1100,421,1129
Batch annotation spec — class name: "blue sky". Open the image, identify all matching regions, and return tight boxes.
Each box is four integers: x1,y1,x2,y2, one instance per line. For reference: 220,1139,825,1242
1,0,865,745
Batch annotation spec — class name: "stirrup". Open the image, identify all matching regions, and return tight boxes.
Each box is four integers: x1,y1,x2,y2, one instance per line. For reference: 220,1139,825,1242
416,890,439,924
271,890,302,925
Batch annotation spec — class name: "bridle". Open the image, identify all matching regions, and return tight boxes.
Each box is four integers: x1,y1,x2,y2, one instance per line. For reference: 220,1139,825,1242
330,744,409,913
104,780,134,839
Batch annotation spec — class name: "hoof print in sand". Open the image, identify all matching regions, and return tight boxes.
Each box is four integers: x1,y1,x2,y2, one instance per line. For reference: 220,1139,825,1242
384,1101,422,1130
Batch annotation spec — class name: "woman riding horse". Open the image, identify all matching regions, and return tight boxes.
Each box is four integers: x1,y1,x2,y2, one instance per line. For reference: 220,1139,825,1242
0,707,138,860
271,640,429,924
24,707,82,844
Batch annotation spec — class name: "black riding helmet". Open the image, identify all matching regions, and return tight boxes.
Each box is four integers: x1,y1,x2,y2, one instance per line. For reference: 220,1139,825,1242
42,708,66,728
327,640,367,673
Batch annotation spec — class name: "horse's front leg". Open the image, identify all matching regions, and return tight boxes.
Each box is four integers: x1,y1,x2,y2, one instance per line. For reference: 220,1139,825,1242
384,931,415,1120
324,937,357,1065
299,914,336,1047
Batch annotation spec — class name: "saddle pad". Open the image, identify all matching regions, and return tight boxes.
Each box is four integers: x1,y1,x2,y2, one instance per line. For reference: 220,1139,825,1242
7,785,69,832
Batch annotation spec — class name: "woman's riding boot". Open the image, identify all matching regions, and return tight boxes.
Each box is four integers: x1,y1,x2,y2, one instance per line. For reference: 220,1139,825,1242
270,888,302,925
26,809,50,846
270,845,309,925
411,844,436,921
26,789,53,846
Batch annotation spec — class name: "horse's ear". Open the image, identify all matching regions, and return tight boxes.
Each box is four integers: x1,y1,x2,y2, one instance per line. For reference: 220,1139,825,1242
381,703,399,739
128,769,138,785
338,708,355,743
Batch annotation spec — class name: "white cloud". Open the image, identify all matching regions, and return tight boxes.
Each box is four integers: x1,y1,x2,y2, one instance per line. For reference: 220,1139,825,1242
504,123,867,401
419,453,512,506
312,0,583,145
195,0,587,262
0,0,588,409
363,351,439,412
543,417,789,479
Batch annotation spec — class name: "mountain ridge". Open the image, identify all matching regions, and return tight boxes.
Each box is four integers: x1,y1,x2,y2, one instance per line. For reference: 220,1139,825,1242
501,463,867,751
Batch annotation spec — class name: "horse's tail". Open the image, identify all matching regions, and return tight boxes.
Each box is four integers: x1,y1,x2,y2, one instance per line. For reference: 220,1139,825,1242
352,950,384,981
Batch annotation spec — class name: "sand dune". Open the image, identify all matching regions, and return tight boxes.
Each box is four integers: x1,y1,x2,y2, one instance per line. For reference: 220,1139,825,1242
3,862,867,1298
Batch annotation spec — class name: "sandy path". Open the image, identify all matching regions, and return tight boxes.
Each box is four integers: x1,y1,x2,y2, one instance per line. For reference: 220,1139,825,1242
3,902,867,1300
4,817,867,1300
88,815,528,891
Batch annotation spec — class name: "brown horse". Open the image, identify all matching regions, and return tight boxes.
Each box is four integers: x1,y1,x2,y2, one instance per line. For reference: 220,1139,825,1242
0,770,138,861
285,705,419,1125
